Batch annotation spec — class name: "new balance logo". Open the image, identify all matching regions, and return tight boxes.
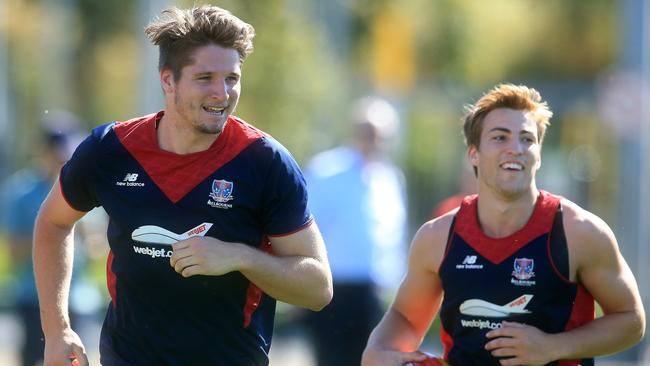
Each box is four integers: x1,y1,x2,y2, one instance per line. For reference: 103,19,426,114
456,255,483,270
463,255,477,264
123,173,139,182
116,173,145,187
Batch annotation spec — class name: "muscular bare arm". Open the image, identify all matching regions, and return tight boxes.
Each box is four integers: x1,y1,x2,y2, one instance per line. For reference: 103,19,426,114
485,200,645,365
33,180,89,366
169,221,333,311
362,213,453,366
554,201,645,357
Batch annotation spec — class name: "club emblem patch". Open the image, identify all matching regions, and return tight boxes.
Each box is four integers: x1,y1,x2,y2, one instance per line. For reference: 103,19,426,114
210,179,234,203
207,179,234,209
512,258,535,280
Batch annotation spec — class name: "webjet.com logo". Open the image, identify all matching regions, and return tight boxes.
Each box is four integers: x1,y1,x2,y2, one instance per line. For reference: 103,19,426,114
133,246,172,258
460,319,502,330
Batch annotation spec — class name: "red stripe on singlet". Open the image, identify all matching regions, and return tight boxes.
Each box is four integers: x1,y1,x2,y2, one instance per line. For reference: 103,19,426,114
242,238,274,328
440,325,453,360
106,250,117,308
557,285,595,366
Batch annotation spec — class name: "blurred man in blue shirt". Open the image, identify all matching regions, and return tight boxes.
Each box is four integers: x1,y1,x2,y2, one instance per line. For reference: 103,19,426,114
304,96,407,366
1,111,83,366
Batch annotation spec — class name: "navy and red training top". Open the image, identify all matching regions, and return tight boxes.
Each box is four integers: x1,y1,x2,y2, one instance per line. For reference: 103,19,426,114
60,111,312,365
438,191,594,366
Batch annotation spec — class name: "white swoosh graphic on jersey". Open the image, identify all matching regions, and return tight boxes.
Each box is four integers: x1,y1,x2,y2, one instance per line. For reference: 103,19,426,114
459,294,533,318
131,223,213,245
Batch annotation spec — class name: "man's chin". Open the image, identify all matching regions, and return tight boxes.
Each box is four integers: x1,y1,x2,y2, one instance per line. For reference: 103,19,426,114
195,119,227,135
493,180,531,198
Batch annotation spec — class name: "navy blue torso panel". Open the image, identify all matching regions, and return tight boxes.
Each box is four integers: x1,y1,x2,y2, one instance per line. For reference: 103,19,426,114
438,191,594,366
59,112,312,366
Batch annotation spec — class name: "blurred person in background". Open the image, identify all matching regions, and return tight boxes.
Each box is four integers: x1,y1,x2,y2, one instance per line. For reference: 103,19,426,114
32,5,332,366
430,162,476,219
304,96,407,366
363,84,645,366
0,110,85,366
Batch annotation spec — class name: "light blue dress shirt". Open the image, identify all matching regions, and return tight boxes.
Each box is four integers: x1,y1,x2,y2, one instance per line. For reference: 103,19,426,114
306,146,406,289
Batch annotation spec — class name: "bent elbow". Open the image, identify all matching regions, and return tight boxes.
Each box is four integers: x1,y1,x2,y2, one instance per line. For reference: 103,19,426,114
635,308,646,342
307,285,333,312
638,327,646,343
623,308,646,348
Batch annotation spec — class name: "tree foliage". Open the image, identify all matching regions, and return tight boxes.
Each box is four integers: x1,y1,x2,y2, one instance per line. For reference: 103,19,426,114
4,0,619,223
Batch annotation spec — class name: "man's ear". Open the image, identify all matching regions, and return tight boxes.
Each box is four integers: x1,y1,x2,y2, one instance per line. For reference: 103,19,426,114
468,145,479,168
160,69,175,94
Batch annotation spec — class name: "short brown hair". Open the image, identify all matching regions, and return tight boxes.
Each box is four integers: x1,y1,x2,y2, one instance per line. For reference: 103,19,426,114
462,84,553,149
144,5,255,81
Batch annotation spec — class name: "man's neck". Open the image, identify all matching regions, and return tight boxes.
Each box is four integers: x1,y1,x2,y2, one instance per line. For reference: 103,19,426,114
476,186,539,238
157,112,221,154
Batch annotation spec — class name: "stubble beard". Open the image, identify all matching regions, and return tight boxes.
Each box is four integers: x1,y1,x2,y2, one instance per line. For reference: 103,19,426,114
194,118,226,135
175,93,227,135
481,170,531,201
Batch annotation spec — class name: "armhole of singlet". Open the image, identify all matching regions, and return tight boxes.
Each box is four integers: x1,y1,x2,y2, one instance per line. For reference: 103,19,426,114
549,204,570,281
444,216,457,257
437,216,457,273
438,215,456,273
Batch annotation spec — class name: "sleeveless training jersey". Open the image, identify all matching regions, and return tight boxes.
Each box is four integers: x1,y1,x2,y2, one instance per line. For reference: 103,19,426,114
59,112,312,365
438,190,595,366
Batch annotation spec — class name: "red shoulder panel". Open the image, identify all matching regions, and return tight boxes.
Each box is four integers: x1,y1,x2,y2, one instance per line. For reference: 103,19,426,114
454,190,560,264
114,112,265,203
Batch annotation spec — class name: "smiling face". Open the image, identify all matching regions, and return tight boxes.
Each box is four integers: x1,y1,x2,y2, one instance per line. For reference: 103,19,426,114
161,44,241,136
468,108,541,199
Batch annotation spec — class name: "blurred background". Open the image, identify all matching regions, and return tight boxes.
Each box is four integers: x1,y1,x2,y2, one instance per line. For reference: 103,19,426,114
0,0,649,365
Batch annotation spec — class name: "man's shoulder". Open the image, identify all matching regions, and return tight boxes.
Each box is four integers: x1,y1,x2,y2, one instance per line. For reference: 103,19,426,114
310,146,355,160
559,197,616,260
425,209,458,237
2,168,47,203
228,115,268,138
411,211,457,272
306,146,358,176
560,198,608,233
227,116,291,155
73,121,121,156
225,119,302,176
3,168,41,188
416,211,457,249
111,112,159,138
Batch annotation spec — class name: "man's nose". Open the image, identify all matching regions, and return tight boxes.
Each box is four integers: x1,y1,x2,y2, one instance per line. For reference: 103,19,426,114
210,81,228,100
507,139,525,154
